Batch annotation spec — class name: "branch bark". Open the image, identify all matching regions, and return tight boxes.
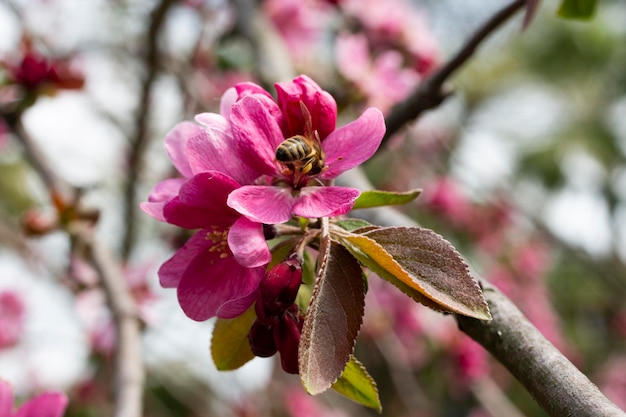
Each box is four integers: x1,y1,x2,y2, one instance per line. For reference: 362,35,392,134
457,282,626,417
383,0,526,142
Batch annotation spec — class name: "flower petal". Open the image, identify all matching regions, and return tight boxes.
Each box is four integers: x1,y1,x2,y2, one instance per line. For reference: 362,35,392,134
320,107,385,179
187,113,260,184
275,75,337,139
228,216,271,268
140,178,185,222
230,96,284,176
0,381,13,417
177,254,265,321
158,230,211,288
293,186,361,218
163,172,240,229
228,186,295,224
164,121,198,178
15,392,68,417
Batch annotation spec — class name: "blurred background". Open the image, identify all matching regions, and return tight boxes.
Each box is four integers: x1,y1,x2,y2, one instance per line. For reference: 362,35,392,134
0,0,625,416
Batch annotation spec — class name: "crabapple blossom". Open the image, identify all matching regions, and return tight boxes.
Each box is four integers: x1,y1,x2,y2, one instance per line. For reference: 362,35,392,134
0,381,68,417
227,75,385,224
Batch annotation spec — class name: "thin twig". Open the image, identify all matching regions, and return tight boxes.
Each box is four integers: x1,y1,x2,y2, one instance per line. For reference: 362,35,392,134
383,0,526,142
121,0,179,261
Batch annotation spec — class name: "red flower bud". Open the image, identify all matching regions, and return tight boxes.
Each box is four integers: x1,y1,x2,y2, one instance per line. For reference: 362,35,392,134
274,311,303,374
248,320,277,358
259,257,302,315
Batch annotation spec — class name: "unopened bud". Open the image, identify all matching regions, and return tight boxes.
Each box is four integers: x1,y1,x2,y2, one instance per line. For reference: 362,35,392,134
274,311,303,374
248,320,277,358
21,209,58,236
259,257,302,315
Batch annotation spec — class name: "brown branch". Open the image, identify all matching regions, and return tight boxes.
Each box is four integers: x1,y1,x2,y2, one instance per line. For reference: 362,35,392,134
337,167,625,417
70,223,144,417
383,0,526,142
121,0,179,261
457,283,626,417
3,111,145,417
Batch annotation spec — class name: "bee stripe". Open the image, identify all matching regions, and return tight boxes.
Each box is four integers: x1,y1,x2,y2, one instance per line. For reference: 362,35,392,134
276,137,312,162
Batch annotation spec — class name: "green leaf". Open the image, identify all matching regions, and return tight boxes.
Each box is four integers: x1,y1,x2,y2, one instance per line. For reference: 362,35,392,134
557,0,596,19
211,307,256,370
352,189,421,210
335,218,372,231
332,356,381,411
299,239,366,395
340,227,491,320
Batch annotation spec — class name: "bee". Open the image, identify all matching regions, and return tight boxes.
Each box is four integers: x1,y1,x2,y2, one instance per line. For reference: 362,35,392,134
275,102,326,181
275,133,326,177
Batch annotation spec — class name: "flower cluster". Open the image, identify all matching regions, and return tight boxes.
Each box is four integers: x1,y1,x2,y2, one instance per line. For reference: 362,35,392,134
142,75,384,334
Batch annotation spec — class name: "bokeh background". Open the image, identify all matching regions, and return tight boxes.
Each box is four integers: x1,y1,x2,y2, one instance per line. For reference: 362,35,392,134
0,0,625,416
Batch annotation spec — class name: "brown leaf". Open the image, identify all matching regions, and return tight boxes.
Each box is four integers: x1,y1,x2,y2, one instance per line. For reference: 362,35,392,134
363,227,490,320
299,240,366,395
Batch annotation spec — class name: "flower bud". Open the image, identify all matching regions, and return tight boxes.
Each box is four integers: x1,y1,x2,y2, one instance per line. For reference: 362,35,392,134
274,312,303,374
248,319,277,358
259,256,302,316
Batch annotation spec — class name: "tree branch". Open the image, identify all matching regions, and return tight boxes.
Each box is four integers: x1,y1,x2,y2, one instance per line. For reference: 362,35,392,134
70,223,145,417
383,0,526,142
457,283,626,417
121,0,179,261
4,111,145,417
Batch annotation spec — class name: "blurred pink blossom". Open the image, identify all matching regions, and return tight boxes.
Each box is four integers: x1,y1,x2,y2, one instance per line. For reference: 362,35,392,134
263,0,332,62
340,0,439,74
0,380,68,417
336,33,421,112
284,389,349,417
0,291,25,350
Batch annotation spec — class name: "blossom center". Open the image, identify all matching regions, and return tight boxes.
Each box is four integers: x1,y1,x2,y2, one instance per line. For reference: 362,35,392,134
205,227,231,259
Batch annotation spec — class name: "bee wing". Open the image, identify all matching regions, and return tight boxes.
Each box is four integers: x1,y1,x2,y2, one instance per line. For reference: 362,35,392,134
299,101,314,139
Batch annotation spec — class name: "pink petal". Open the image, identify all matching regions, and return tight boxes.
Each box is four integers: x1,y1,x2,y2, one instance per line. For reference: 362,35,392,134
187,113,260,184
177,254,265,321
228,186,295,224
140,178,185,222
275,75,337,139
15,392,68,417
230,96,284,176
158,230,212,288
164,122,198,178
228,217,271,268
163,172,240,229
0,381,13,417
293,186,360,218
320,107,385,179
219,87,238,120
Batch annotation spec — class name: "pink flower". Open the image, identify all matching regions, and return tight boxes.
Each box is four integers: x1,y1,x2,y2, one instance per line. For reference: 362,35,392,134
0,381,68,417
141,88,274,321
227,75,386,224
0,291,25,350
